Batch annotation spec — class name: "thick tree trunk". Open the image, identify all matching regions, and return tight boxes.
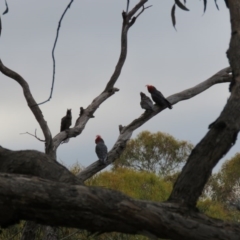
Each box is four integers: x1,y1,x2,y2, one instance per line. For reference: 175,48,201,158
0,147,82,185
168,0,240,208
1,173,240,240
168,92,240,207
0,1,238,239
0,146,82,240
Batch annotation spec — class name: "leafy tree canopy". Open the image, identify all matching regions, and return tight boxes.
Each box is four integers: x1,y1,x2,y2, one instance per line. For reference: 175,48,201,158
113,131,193,176
206,153,240,207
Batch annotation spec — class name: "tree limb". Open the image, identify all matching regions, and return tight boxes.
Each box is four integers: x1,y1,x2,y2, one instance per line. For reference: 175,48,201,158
0,173,240,240
168,0,240,208
0,60,53,157
52,0,150,151
78,67,231,182
0,146,82,185
37,0,75,106
20,129,45,142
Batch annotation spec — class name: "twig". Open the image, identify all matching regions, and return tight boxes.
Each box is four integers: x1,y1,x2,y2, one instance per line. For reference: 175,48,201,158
20,129,45,142
37,0,75,106
126,0,130,12
0,60,52,153
52,1,148,150
3,0,9,15
135,5,152,19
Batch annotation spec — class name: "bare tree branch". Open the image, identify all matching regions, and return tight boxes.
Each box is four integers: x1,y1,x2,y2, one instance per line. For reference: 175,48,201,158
37,0,75,106
20,129,45,142
52,88,119,149
3,0,9,15
105,0,148,91
135,5,153,20
169,67,231,104
78,67,231,182
126,0,130,13
127,0,148,20
0,146,82,185
1,173,240,240
0,60,54,157
52,0,150,152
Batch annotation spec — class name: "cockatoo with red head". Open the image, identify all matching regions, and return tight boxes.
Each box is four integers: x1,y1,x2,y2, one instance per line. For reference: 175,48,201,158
146,85,172,109
95,135,108,164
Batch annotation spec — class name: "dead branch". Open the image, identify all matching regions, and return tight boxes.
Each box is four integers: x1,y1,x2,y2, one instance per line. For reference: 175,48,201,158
77,67,231,182
37,0,75,106
52,0,149,151
0,173,240,240
126,0,130,13
0,146,82,185
135,5,153,20
20,129,45,142
0,60,53,157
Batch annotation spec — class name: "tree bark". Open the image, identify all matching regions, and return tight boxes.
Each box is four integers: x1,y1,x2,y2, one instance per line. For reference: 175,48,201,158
78,67,231,182
168,0,240,208
0,146,82,185
0,1,237,239
0,173,240,240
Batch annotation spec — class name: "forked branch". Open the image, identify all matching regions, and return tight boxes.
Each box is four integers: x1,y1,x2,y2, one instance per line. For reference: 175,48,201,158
78,67,231,182
20,129,45,142
0,60,53,156
52,0,150,151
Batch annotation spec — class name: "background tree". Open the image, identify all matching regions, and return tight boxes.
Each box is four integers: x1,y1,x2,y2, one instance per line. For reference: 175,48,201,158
1,0,240,240
113,131,193,176
206,153,240,210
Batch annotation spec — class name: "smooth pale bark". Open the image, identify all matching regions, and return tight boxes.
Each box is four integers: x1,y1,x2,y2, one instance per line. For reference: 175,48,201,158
78,67,231,182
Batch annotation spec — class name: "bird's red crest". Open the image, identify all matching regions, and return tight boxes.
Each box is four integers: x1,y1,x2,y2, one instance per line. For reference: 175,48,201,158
95,135,102,144
146,85,155,92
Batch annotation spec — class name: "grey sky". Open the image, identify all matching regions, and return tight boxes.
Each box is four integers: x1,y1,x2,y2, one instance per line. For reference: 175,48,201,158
0,1,234,171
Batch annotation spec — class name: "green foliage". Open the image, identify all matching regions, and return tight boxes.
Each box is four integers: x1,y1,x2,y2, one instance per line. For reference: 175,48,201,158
88,168,172,201
113,131,193,176
0,222,23,240
202,153,240,223
198,199,231,221
206,153,240,203
198,198,240,223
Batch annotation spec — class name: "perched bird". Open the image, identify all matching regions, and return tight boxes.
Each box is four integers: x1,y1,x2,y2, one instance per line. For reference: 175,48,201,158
146,85,172,109
140,92,154,112
60,109,72,132
95,135,108,164
75,107,84,126
60,109,72,143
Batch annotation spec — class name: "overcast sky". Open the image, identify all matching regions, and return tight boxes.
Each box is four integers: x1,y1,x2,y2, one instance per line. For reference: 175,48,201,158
0,0,234,172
